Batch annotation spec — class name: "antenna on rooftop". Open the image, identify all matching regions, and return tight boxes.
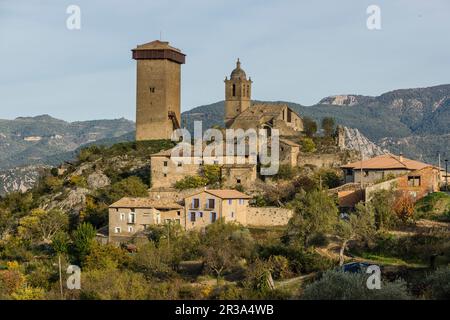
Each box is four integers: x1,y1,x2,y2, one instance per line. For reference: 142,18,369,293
159,31,162,40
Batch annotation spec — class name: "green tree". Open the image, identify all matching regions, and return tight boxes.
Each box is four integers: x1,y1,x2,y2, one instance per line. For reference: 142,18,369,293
303,117,318,137
336,203,376,265
368,189,397,230
84,243,129,271
72,222,97,265
0,208,15,240
321,117,335,137
203,165,221,185
299,137,316,153
100,176,148,203
18,209,68,243
174,175,208,190
201,220,254,283
243,259,275,294
315,169,341,189
130,242,174,279
287,190,338,246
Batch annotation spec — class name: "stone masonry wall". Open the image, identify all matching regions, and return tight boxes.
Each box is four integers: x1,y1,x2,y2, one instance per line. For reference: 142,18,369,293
246,207,293,227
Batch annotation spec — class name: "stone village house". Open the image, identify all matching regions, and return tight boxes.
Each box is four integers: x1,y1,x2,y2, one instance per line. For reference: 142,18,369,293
335,153,440,210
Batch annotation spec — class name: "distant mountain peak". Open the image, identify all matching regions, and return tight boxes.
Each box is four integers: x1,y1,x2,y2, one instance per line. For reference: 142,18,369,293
319,95,360,106
15,114,63,122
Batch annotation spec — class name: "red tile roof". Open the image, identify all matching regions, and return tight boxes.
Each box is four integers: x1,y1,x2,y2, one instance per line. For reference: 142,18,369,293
341,154,432,170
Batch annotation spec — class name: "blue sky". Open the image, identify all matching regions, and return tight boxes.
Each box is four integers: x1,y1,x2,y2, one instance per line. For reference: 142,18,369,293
0,0,449,121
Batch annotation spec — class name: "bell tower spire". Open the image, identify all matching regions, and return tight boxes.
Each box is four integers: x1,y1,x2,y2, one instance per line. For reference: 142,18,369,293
224,58,252,128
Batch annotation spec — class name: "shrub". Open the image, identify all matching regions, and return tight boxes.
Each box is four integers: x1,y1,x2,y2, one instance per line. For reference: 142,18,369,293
203,165,221,185
268,255,291,280
302,270,411,300
80,269,150,300
68,175,88,188
315,169,341,189
393,193,415,222
299,137,316,153
98,176,148,203
84,243,129,271
425,267,450,299
272,165,296,181
174,175,208,190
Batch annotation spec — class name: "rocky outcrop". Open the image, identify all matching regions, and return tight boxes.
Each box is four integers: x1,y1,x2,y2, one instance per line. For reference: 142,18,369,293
342,127,386,159
0,165,49,195
319,95,359,106
46,187,90,213
87,171,111,189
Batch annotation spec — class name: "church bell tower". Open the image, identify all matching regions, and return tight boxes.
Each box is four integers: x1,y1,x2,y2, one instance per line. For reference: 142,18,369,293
224,59,252,127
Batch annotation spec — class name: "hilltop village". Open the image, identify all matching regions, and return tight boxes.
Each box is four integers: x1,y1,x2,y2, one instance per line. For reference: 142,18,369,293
108,40,443,244
0,40,448,301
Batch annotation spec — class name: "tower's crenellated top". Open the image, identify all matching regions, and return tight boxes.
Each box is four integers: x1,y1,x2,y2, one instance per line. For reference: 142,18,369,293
132,40,186,64
230,58,247,80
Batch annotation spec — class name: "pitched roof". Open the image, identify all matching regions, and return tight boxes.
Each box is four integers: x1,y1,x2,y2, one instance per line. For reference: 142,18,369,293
280,138,300,147
341,154,432,170
187,189,251,199
232,104,287,123
133,40,182,52
109,197,183,209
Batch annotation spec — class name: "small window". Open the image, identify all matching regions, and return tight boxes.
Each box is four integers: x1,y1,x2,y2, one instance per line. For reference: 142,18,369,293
190,212,196,222
192,198,200,209
114,227,121,234
163,161,168,167
128,226,134,233
177,211,181,216
236,179,241,184
211,212,217,223
177,162,182,167
231,212,234,218
232,84,236,96
128,213,136,224
228,199,232,205
239,199,244,205
120,213,125,221
208,199,215,209
198,212,203,218
163,173,167,177
408,176,421,187
149,87,155,93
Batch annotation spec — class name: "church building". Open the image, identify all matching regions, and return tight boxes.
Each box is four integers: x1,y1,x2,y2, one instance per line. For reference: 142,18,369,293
224,59,304,136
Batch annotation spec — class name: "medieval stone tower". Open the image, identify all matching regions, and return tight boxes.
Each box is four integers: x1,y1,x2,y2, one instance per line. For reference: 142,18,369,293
224,59,252,127
132,40,186,141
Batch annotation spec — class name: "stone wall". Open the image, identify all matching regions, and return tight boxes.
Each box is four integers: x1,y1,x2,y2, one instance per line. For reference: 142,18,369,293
246,207,293,227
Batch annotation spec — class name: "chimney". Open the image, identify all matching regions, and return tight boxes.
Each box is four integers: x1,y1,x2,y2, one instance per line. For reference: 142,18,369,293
399,153,404,162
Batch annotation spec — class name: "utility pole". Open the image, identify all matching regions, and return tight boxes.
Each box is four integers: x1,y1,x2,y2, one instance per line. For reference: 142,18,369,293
358,143,364,190
445,159,448,191
438,152,442,183
58,254,63,300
